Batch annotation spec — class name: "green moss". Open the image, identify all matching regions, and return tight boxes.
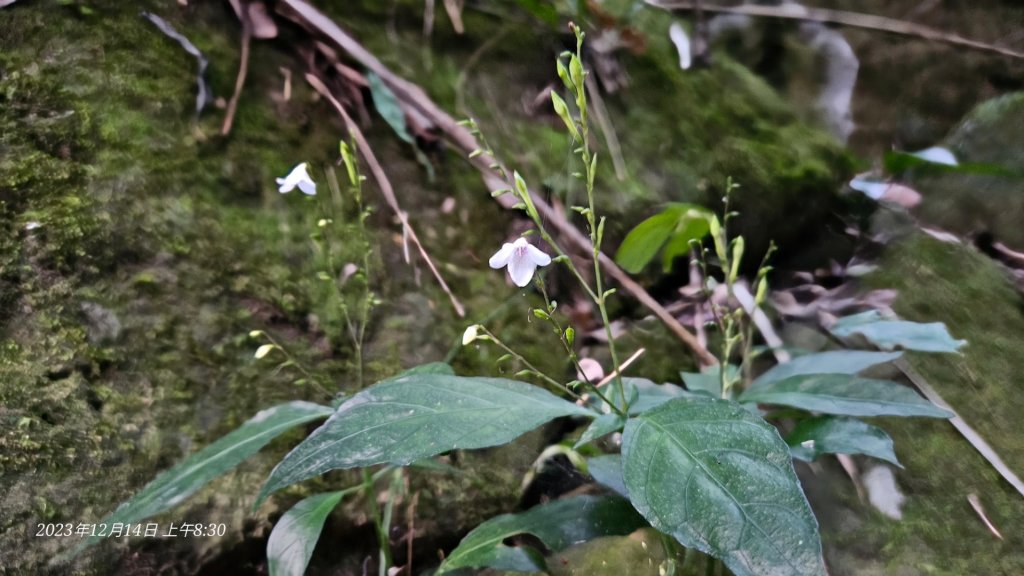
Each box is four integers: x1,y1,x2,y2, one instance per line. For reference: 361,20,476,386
0,2,360,573
867,234,1024,473
812,233,1024,574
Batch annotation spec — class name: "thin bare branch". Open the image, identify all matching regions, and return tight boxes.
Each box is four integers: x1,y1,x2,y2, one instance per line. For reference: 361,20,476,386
305,73,467,318
222,1,252,136
646,1,1024,60
596,347,646,388
967,493,1004,540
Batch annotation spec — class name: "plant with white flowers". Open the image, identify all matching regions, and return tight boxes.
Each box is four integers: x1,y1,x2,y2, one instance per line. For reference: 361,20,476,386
80,25,964,576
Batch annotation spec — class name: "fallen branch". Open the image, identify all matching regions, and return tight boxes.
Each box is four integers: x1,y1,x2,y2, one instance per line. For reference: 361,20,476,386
305,73,467,318
646,0,1024,60
222,0,252,135
597,347,646,388
277,0,718,366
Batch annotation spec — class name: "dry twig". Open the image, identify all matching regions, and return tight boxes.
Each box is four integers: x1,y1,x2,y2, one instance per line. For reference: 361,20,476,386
967,493,1004,540
596,347,646,388
222,0,252,135
305,73,467,318
646,0,1024,60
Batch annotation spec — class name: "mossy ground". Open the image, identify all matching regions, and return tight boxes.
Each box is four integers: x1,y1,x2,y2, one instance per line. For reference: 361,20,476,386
4,1,1019,575
0,1,603,573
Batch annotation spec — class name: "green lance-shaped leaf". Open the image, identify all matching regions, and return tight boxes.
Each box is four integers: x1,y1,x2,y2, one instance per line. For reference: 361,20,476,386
385,361,455,378
787,416,902,467
366,71,413,144
267,489,357,576
623,397,826,576
438,495,647,574
258,374,591,503
740,374,953,418
64,401,333,558
615,204,712,274
751,350,902,388
829,311,966,353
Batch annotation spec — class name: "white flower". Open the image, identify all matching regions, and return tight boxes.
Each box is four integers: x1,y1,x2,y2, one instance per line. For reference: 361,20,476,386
489,237,551,287
461,325,481,346
669,22,692,70
276,162,316,195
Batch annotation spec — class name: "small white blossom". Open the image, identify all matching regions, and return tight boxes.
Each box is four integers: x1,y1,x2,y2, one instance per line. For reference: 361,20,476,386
254,344,276,359
489,237,551,287
462,325,481,346
669,22,692,70
276,162,316,195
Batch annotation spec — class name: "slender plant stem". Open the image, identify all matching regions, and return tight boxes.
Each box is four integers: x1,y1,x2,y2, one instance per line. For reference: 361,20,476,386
477,327,578,399
362,469,391,576
257,331,333,399
534,280,624,416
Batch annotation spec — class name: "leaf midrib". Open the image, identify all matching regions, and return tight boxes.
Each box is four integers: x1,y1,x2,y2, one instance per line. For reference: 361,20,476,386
638,416,812,575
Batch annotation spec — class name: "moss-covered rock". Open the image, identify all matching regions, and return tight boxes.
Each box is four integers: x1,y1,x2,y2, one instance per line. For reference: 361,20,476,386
0,1,392,573
799,233,1024,574
909,92,1024,249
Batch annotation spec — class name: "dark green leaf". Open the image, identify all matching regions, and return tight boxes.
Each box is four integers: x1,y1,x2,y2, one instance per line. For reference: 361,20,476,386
387,362,456,379
884,150,1018,177
259,374,591,503
623,397,826,576
829,311,966,353
68,402,332,557
267,489,354,576
615,204,711,274
575,412,626,448
787,416,901,467
740,374,953,418
751,351,902,387
587,455,627,497
615,210,677,274
438,495,647,574
660,215,710,272
366,71,412,144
